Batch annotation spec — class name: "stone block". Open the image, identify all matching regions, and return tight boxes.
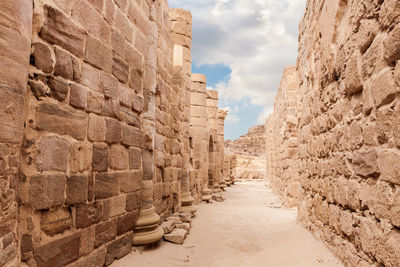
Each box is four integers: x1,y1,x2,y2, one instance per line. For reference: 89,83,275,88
72,0,110,43
36,102,87,140
92,143,109,172
84,35,112,72
117,212,137,235
164,228,187,245
128,147,141,170
88,113,106,142
35,136,69,172
87,90,104,114
66,175,88,205
105,118,122,143
69,141,92,173
114,8,133,42
40,5,86,57
111,29,126,57
368,68,397,109
378,149,400,185
353,149,378,177
132,95,144,113
41,208,72,236
76,202,103,228
54,46,73,80
0,90,25,144
161,220,175,234
81,63,100,93
69,247,105,267
112,56,129,83
70,83,87,109
100,71,119,99
122,124,142,147
94,220,118,248
384,23,400,63
105,233,133,266
190,92,206,106
47,76,69,102
119,171,142,193
109,144,128,170
95,173,120,199
125,192,140,212
33,232,81,267
79,226,95,256
29,174,65,210
32,42,53,73
119,85,133,108
109,195,127,218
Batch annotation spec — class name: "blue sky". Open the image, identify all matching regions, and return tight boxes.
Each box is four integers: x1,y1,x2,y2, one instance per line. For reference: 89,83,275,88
169,0,306,140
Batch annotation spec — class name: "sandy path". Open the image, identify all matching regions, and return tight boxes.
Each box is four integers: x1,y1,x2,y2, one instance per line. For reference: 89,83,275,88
112,181,343,267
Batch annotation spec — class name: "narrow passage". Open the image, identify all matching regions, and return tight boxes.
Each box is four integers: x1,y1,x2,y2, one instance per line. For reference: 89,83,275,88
112,181,343,267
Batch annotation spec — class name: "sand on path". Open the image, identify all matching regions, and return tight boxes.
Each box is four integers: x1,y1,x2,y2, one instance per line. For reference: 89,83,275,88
112,181,343,267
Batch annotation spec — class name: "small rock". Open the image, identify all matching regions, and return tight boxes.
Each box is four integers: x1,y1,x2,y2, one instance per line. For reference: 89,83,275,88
179,212,192,223
167,217,182,224
212,194,224,202
176,223,190,233
161,220,175,234
164,228,187,245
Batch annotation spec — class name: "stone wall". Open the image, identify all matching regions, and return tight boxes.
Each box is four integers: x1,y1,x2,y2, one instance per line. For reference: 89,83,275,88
0,1,226,266
265,66,299,207
0,1,33,266
267,0,400,265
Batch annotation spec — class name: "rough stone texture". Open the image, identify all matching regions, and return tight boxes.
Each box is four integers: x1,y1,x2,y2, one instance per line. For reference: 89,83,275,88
164,228,187,245
266,1,400,266
1,1,226,266
266,66,299,208
225,125,266,180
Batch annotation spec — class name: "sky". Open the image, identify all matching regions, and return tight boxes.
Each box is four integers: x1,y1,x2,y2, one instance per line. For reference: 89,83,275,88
169,0,307,140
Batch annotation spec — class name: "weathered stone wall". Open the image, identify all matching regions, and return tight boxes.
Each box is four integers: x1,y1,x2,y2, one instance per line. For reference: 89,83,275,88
0,1,227,265
0,1,33,266
265,66,299,207
267,0,400,265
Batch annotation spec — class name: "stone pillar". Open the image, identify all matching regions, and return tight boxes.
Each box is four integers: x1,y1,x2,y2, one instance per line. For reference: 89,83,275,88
216,109,228,193
230,154,237,184
187,73,208,209
133,10,163,246
170,9,197,213
204,90,218,200
0,1,32,266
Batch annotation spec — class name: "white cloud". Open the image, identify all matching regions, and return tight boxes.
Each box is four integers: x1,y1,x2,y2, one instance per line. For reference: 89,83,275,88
169,0,306,130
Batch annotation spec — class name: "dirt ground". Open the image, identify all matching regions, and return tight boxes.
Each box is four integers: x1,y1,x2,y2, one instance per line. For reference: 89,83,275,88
112,181,343,267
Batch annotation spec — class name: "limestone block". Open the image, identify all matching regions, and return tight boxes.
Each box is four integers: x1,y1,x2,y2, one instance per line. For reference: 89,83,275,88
92,143,109,172
105,118,122,144
122,124,142,147
94,219,118,248
164,228,187,245
54,47,73,80
81,63,100,93
84,35,113,72
70,83,88,109
40,208,72,236
40,5,86,57
29,174,65,210
112,56,129,83
32,42,53,74
119,171,142,193
105,233,133,266
88,114,106,142
48,76,69,101
109,195,127,218
35,136,69,172
117,211,137,235
33,232,81,266
75,202,103,228
367,68,397,109
66,175,88,205
95,173,120,199
191,92,206,106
